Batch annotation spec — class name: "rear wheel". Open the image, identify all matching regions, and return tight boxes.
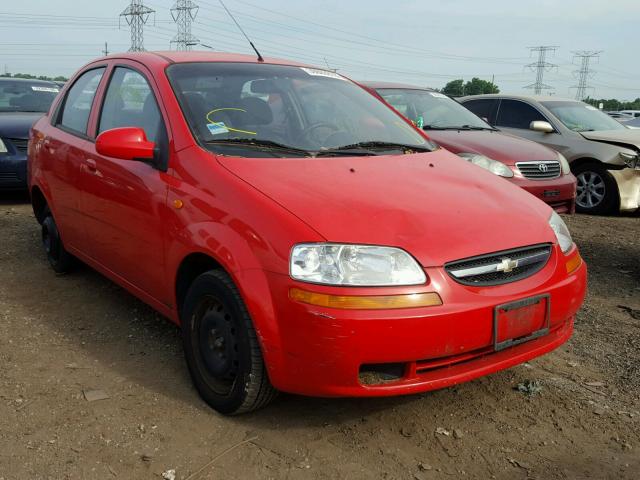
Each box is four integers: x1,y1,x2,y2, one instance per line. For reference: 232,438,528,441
41,209,74,274
573,162,618,215
181,270,277,415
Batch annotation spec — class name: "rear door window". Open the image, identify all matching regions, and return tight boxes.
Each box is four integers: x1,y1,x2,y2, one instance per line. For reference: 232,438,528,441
462,99,499,124
495,99,546,129
58,68,105,135
98,67,162,142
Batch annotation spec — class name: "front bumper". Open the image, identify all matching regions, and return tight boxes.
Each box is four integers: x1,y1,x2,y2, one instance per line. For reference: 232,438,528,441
509,173,577,214
610,167,640,211
259,247,587,397
0,152,27,190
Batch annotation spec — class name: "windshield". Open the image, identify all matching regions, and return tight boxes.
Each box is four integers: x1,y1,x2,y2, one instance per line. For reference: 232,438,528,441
0,80,59,113
541,101,627,132
375,88,492,129
166,63,430,157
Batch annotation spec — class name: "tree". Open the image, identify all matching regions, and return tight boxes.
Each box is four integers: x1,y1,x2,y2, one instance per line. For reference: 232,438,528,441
0,72,68,81
442,78,499,96
442,79,465,96
463,77,499,95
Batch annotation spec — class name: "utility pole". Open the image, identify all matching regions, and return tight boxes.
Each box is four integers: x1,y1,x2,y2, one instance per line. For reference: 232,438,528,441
102,42,109,56
120,0,155,52
171,0,199,51
571,51,602,100
524,46,558,94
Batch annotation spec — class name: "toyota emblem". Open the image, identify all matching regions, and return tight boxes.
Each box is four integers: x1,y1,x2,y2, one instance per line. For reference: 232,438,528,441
538,163,549,173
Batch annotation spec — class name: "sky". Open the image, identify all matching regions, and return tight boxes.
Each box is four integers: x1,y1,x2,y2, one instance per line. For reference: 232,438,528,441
0,0,638,100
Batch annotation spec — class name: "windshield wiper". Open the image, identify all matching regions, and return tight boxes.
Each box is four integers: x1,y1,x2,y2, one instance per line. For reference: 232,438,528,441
424,125,496,131
205,138,312,156
318,141,433,155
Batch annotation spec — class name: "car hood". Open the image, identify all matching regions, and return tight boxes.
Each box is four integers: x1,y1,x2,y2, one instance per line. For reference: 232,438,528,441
426,130,557,165
0,112,44,139
218,150,555,267
580,129,640,150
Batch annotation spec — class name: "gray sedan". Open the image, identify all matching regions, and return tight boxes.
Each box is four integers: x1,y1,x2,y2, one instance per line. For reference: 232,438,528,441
460,94,640,215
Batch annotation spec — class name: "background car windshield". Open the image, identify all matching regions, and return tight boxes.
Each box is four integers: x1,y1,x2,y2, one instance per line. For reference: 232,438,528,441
377,88,490,129
0,79,59,113
542,101,627,132
166,63,428,155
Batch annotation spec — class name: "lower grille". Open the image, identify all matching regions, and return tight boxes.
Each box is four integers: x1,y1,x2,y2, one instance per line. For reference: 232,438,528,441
6,138,28,154
516,160,561,179
0,172,20,183
445,244,552,286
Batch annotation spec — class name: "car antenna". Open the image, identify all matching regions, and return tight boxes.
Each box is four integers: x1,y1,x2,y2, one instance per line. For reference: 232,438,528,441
218,0,264,62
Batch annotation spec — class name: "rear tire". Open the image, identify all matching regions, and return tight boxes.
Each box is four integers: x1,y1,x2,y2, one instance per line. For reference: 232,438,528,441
181,270,277,415
573,162,618,215
41,209,74,274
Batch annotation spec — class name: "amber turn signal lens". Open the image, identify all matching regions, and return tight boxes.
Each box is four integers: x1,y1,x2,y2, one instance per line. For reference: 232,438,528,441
566,253,583,274
289,288,443,310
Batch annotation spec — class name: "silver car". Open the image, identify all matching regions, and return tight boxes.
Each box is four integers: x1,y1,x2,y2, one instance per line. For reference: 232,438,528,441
460,94,640,215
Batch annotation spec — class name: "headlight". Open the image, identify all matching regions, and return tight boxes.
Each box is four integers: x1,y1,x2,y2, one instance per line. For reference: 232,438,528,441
290,243,426,286
557,152,571,175
0,138,7,154
457,153,514,178
620,151,639,169
548,211,573,253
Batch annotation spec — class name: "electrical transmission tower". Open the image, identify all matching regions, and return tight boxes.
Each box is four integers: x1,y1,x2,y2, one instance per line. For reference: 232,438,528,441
171,0,199,51
120,0,155,52
524,46,558,94
571,51,602,100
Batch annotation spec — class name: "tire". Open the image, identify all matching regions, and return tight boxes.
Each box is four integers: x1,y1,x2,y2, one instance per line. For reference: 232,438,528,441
41,209,74,274
573,162,619,215
181,270,277,415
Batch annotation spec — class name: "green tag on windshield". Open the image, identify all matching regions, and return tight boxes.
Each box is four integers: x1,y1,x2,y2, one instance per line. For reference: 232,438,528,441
416,115,424,129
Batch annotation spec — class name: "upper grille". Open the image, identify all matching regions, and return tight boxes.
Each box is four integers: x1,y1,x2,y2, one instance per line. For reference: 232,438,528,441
445,244,552,286
6,138,28,153
516,161,561,179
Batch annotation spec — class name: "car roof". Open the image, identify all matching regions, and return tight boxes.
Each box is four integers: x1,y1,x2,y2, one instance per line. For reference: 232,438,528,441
97,51,312,68
0,77,59,86
459,93,577,103
360,81,435,91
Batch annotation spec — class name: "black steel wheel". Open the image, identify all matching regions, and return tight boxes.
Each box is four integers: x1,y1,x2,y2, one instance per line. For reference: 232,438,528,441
181,270,277,414
41,209,74,274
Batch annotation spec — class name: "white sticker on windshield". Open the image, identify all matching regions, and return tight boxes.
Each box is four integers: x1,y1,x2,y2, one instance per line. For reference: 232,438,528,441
429,92,448,98
207,122,229,135
300,67,346,81
31,86,59,93
585,105,598,111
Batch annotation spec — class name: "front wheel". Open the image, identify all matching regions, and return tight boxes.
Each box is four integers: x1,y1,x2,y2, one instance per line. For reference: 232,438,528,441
573,163,619,215
181,270,277,415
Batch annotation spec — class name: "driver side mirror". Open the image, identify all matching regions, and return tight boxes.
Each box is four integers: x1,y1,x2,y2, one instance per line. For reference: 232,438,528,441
96,127,155,161
530,120,554,133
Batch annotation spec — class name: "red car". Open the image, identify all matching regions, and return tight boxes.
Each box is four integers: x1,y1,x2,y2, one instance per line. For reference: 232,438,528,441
361,82,577,213
28,52,587,414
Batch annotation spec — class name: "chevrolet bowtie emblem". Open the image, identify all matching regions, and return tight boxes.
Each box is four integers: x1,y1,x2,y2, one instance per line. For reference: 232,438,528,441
497,258,518,273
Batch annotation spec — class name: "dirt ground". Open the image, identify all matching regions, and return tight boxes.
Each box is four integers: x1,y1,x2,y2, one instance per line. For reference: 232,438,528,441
1,193,638,480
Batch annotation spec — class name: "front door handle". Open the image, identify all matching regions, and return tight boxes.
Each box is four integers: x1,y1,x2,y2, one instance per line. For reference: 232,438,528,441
85,158,97,173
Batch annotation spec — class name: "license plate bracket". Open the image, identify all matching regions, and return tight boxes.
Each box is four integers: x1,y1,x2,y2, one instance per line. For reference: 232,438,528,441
493,294,550,351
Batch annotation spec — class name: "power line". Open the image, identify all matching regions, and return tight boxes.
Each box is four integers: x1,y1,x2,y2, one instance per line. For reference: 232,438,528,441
524,46,558,94
571,50,602,100
120,0,155,52
171,0,199,51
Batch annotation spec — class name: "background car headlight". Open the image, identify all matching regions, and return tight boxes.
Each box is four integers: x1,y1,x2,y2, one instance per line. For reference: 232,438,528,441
0,138,7,154
557,152,571,175
457,153,514,178
290,244,426,286
548,211,573,253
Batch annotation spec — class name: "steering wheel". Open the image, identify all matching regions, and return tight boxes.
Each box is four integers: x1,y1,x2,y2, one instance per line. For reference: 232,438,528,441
301,122,341,146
